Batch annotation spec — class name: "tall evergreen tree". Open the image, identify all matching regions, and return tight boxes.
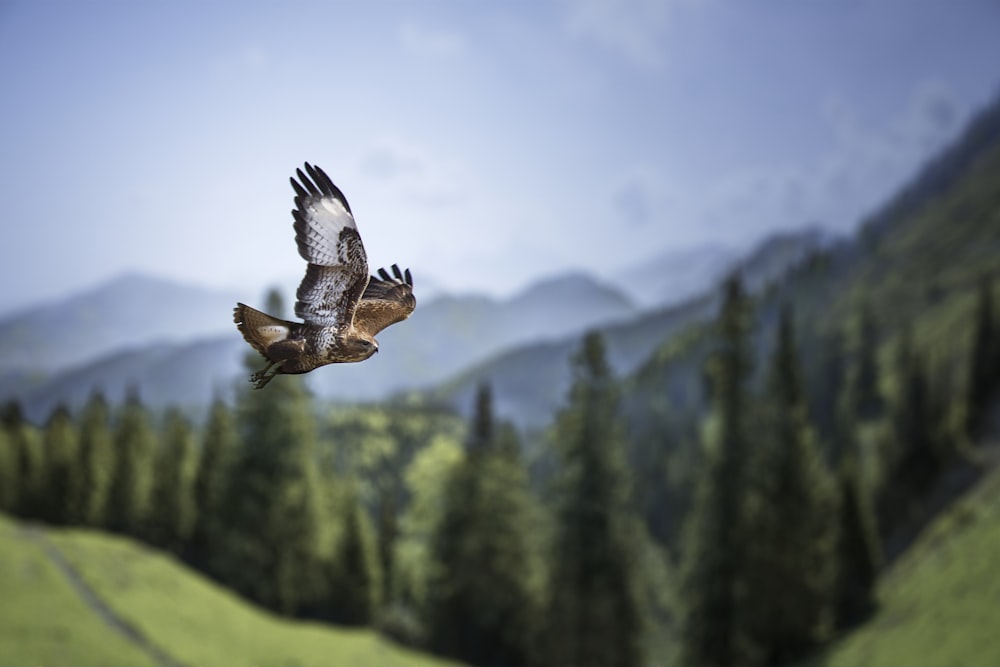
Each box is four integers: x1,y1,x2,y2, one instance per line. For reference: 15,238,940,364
832,452,881,629
966,276,997,436
105,387,156,536
2,401,44,519
42,404,80,524
847,301,884,421
545,333,643,667
0,424,17,512
75,391,116,527
679,276,753,667
426,382,541,666
742,307,838,665
148,408,197,554
211,288,325,616
190,398,238,567
324,484,379,625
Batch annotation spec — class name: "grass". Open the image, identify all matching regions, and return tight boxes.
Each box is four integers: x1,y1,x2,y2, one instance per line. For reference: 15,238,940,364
0,517,158,667
0,514,460,667
819,463,1000,667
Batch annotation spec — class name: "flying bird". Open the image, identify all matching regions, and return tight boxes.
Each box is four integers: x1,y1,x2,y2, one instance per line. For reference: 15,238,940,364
234,163,416,389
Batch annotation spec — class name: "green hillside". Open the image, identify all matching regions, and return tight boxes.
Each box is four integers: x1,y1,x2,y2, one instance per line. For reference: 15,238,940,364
0,513,459,667
818,459,1000,667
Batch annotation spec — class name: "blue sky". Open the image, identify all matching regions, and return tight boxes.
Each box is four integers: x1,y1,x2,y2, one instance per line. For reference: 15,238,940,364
1,0,999,313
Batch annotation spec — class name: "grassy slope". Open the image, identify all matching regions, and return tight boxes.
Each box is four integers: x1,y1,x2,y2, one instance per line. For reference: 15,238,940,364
0,514,459,667
819,463,1000,667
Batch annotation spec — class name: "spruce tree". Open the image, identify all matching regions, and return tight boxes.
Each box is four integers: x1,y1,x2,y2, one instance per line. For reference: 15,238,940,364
211,288,325,615
966,276,997,436
426,382,541,666
148,408,197,554
325,484,379,625
742,306,838,665
75,391,115,526
0,425,17,512
545,333,642,667
832,453,881,629
105,387,156,536
190,398,238,567
679,275,752,667
848,301,884,421
42,404,80,524
2,401,44,519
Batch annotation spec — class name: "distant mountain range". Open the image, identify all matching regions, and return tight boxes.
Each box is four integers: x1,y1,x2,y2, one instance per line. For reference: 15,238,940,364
0,225,827,422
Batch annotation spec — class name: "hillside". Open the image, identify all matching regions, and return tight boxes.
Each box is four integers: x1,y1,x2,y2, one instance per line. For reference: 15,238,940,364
429,227,825,427
0,513,458,667
817,460,1000,667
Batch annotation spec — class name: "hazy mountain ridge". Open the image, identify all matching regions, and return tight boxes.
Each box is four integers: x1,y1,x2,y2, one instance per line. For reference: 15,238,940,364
0,272,241,373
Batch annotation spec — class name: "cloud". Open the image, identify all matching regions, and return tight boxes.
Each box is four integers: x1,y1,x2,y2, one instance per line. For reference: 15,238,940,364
357,135,469,209
560,0,699,69
398,20,465,58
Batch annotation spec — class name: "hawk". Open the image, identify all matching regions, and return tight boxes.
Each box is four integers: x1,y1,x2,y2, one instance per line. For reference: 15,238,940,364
234,163,416,389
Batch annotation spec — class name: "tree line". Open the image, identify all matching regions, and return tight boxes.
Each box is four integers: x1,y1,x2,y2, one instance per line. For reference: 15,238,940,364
1,276,998,667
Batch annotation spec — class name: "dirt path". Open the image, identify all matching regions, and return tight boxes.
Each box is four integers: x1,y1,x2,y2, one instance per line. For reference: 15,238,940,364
20,526,190,667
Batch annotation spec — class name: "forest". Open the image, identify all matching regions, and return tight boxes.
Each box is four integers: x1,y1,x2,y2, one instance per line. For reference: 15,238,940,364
4,91,1000,667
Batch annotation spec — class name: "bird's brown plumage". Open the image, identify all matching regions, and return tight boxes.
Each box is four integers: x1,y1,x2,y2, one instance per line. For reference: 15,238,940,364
233,163,416,388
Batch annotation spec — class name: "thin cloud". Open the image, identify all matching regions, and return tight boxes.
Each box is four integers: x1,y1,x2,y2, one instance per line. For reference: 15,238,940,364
398,20,466,58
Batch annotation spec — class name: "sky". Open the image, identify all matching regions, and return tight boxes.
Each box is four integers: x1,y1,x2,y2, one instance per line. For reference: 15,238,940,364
1,0,1000,314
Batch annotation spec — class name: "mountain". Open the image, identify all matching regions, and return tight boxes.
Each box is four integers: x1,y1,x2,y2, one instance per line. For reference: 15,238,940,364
4,270,638,420
607,242,738,307
427,227,833,427
605,227,833,309
0,272,240,374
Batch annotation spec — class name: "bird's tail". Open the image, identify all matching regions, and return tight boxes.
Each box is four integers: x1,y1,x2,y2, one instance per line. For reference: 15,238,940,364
233,303,297,360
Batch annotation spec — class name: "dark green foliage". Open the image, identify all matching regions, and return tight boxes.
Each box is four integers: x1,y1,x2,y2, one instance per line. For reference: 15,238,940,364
42,405,80,524
2,401,44,519
847,302,885,422
75,391,115,526
325,486,378,625
966,276,999,436
742,307,838,665
545,333,643,667
148,408,197,554
189,398,237,566
426,382,541,666
0,423,16,512
105,388,156,536
679,276,752,667
211,345,324,616
833,455,882,630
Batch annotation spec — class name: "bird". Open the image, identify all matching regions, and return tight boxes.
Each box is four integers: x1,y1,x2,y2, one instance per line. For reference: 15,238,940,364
234,162,416,389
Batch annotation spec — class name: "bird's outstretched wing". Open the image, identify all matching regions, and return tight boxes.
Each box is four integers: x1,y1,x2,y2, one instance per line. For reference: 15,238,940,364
355,264,416,337
291,163,370,329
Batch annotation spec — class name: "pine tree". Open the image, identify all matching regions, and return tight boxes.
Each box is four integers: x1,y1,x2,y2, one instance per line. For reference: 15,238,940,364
105,387,156,536
42,404,80,524
0,425,17,512
545,333,642,667
848,301,884,421
211,288,325,615
2,401,44,519
148,408,197,554
742,306,838,665
832,453,881,629
190,398,238,567
679,275,752,667
966,276,997,436
75,391,116,526
325,484,379,625
426,382,541,666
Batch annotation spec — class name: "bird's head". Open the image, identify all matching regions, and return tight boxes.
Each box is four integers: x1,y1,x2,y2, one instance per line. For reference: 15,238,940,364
344,332,379,361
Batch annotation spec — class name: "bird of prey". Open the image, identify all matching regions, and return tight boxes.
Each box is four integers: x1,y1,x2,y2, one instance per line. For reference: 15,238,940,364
234,163,416,389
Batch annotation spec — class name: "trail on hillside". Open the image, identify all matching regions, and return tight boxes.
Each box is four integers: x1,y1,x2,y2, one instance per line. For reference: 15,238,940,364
20,526,191,667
